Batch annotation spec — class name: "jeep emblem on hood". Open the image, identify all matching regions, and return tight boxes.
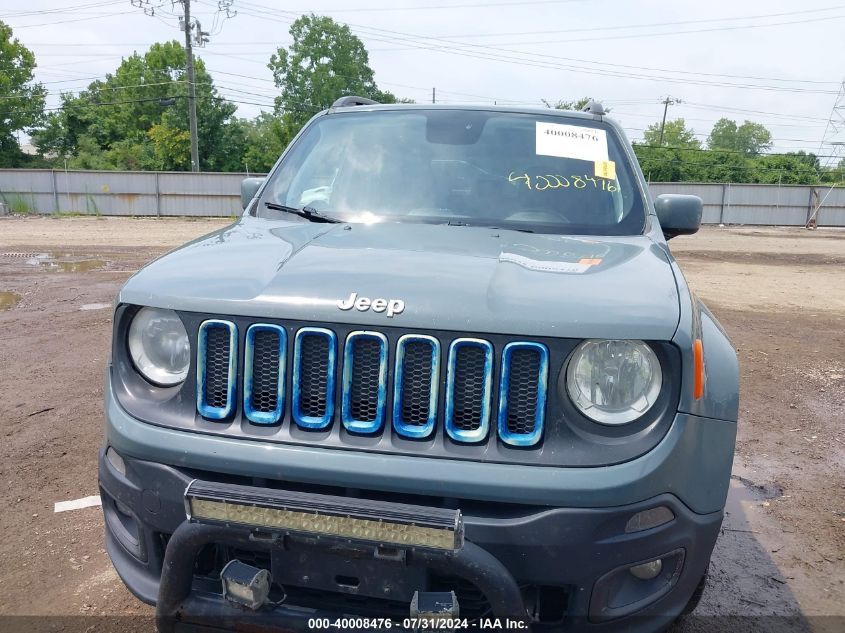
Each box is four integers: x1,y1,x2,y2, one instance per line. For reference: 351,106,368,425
337,292,405,318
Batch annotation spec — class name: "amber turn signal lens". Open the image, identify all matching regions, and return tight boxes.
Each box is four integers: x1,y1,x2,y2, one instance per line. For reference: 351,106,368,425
693,339,704,400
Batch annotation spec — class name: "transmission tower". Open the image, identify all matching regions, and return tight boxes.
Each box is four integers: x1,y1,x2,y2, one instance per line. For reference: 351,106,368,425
130,1,237,172
805,79,845,228
818,78,845,170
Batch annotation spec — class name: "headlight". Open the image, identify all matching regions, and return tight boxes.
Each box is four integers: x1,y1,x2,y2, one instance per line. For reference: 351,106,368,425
565,339,662,425
127,307,190,386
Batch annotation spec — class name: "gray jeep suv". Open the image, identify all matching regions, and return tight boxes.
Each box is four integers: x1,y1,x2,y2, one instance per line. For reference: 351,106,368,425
99,98,739,632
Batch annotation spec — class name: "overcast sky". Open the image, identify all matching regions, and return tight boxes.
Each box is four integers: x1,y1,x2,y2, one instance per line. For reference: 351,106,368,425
4,0,844,159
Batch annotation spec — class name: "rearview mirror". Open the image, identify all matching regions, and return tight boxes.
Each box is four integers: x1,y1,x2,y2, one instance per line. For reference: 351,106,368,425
653,194,702,239
240,177,264,210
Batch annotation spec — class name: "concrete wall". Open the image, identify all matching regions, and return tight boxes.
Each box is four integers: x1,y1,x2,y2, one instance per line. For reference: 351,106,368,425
1,169,843,226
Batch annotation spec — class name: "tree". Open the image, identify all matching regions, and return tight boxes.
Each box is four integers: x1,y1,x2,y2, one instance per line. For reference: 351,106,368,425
754,151,820,184
237,113,289,173
643,118,700,148
32,41,238,170
268,14,397,135
542,97,609,112
0,21,46,167
707,118,772,156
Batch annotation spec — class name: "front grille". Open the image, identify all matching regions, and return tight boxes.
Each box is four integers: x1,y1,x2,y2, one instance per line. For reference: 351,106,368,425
392,335,439,438
507,350,541,433
196,320,237,419
497,342,549,446
445,339,494,443
195,322,548,448
292,328,336,428
342,332,388,433
244,324,286,424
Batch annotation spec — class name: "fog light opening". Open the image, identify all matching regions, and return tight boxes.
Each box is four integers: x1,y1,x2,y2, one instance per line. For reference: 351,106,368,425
629,558,663,580
589,548,685,622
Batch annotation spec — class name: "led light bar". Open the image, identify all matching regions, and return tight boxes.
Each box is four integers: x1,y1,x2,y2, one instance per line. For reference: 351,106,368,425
185,480,464,551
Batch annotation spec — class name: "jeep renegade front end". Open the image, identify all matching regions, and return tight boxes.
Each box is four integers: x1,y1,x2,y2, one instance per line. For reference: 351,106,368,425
99,100,739,632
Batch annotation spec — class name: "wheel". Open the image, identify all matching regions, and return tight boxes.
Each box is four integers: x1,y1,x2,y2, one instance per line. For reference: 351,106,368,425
681,571,708,615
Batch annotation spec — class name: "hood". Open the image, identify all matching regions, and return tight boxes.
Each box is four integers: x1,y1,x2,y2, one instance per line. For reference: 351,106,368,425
120,217,680,340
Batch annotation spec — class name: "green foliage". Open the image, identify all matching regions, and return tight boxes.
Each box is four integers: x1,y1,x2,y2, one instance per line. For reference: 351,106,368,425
148,122,191,170
707,118,772,156
0,21,47,167
643,118,700,148
0,191,37,214
31,41,238,171
634,145,822,184
268,14,396,134
542,97,608,112
236,113,289,173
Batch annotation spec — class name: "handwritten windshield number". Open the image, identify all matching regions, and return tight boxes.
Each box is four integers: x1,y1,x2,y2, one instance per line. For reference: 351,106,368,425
508,172,533,190
510,172,617,193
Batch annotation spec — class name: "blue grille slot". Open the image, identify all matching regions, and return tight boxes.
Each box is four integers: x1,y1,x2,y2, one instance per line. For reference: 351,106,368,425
243,324,287,425
392,334,440,439
292,327,337,429
196,320,238,420
341,331,389,434
445,338,494,443
497,342,549,447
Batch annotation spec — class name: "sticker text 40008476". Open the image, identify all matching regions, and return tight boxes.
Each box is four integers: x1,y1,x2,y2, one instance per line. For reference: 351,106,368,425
508,172,619,192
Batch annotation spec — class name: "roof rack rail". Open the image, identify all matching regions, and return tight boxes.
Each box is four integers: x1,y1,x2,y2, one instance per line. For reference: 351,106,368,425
582,100,606,115
331,96,379,108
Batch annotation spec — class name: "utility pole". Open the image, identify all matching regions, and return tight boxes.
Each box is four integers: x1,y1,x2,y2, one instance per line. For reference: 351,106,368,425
432,87,436,104
658,96,680,146
130,1,236,173
183,0,200,172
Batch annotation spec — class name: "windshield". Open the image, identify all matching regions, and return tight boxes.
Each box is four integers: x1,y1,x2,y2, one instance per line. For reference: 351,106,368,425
256,109,646,235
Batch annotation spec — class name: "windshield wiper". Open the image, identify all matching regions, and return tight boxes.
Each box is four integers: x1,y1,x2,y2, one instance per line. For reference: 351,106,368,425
264,202,342,224
445,220,534,233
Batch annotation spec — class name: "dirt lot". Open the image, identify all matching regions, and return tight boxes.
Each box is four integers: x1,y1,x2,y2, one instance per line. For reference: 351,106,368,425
0,217,843,631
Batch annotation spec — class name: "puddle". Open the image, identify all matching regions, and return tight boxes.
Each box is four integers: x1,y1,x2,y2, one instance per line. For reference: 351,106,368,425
80,303,111,311
23,252,104,273
0,291,21,310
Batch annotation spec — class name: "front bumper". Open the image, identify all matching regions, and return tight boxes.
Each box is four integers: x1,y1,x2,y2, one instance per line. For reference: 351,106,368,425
100,449,722,632
104,373,735,514
101,374,734,631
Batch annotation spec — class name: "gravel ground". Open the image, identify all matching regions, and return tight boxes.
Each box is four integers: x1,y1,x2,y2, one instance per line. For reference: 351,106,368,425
0,216,842,632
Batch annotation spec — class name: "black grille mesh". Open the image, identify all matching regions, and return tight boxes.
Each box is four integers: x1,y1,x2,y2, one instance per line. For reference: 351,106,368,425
298,334,330,417
451,345,488,431
204,326,231,409
505,348,541,434
348,337,383,423
250,329,281,413
400,341,434,426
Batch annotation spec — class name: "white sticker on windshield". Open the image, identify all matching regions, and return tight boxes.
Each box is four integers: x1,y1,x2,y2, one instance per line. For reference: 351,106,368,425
536,122,608,162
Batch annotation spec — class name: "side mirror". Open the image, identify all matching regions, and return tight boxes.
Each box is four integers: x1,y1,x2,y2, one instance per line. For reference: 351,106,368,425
653,194,702,239
240,177,264,210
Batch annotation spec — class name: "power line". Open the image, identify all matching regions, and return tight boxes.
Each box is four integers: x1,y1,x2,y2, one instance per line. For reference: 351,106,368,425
4,10,134,28
398,5,845,41
229,1,842,95
0,0,123,18
129,0,238,172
